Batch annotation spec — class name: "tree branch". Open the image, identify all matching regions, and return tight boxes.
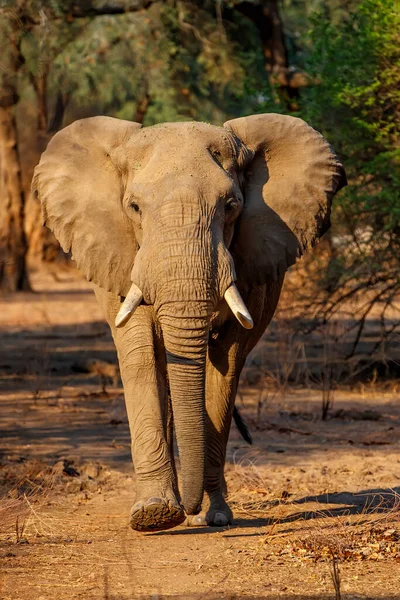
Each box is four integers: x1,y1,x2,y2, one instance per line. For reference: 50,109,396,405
0,0,159,25
234,0,308,107
65,0,157,18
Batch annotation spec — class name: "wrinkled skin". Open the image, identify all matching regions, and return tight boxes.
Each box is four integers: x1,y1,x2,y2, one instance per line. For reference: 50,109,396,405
33,115,346,531
94,274,283,529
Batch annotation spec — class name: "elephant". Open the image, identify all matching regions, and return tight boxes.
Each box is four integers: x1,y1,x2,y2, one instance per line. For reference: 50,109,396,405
32,113,346,532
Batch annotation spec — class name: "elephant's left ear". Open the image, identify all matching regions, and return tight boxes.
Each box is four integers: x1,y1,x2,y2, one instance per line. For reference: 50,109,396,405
224,113,347,286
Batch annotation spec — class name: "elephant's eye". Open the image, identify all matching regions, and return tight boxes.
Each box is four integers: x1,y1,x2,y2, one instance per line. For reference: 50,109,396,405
130,201,140,213
225,198,238,212
210,149,223,163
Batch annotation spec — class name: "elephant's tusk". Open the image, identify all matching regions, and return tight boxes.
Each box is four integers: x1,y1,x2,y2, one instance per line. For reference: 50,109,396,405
115,282,143,328
224,284,254,330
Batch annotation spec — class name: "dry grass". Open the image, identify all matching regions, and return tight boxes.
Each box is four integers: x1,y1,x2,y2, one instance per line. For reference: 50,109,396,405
227,458,400,567
0,460,65,541
0,459,124,544
259,492,400,567
226,457,291,517
227,463,400,599
284,502,400,563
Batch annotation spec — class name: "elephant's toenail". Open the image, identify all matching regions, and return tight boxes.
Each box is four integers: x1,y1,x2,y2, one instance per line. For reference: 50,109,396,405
192,515,206,526
146,497,163,506
169,499,181,509
213,512,229,526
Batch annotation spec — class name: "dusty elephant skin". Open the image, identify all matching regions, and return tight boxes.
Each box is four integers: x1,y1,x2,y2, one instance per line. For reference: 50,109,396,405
32,113,346,532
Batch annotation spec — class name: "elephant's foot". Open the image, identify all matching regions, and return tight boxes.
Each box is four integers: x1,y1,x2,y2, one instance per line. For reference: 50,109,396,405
185,498,233,527
130,497,185,532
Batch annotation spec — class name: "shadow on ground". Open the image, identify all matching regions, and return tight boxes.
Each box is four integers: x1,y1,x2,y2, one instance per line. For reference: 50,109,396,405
1,318,399,468
147,485,400,538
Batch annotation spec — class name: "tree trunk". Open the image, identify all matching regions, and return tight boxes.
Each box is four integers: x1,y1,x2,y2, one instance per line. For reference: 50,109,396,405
27,68,63,264
0,106,30,292
0,14,30,292
30,72,48,135
236,0,308,109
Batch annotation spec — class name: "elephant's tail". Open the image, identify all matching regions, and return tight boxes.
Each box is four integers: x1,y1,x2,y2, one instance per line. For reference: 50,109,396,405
233,406,252,445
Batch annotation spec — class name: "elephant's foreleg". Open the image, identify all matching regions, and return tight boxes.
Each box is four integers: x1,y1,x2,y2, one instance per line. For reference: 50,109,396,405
185,345,242,527
204,367,239,526
187,280,283,527
101,296,185,531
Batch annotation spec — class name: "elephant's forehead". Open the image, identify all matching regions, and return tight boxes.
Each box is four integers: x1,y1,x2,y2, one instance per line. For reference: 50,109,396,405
134,122,233,151
122,122,239,190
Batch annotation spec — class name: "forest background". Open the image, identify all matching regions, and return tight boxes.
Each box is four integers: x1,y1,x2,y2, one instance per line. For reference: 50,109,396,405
0,0,399,362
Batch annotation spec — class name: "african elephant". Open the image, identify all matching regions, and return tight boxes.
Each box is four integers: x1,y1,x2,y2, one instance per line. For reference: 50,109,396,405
32,113,346,532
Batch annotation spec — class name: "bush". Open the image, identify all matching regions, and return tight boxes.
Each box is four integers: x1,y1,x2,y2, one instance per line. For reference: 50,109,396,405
297,0,400,344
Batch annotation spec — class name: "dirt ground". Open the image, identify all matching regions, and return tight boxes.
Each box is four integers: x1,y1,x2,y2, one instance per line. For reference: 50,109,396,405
1,266,400,600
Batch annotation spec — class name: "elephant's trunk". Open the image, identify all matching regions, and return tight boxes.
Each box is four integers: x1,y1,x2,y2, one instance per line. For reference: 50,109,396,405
148,197,222,512
158,303,210,514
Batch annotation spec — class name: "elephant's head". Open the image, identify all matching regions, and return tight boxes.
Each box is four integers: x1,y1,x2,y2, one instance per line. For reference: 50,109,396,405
32,114,346,514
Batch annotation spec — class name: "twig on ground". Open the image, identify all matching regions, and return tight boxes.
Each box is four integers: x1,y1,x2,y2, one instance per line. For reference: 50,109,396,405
330,554,342,600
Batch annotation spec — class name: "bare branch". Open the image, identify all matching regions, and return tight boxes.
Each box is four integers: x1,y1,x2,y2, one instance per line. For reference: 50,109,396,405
0,0,159,25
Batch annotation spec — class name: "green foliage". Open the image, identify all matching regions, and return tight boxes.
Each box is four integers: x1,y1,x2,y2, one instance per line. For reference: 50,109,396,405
299,0,400,309
17,1,269,127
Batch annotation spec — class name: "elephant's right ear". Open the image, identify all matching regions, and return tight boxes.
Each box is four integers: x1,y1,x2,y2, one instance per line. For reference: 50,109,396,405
32,116,142,296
